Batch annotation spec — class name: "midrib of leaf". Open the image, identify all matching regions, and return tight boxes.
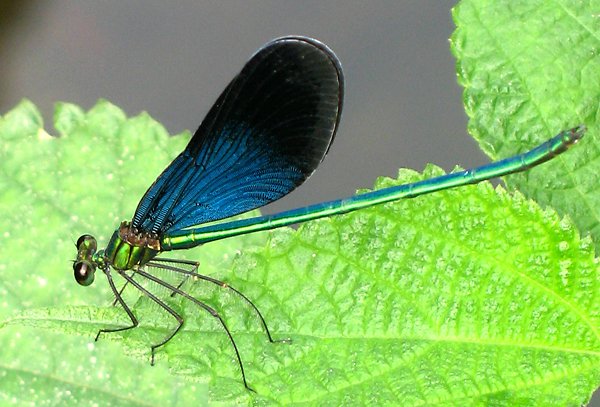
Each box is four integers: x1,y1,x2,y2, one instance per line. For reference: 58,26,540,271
9,307,596,357
252,331,600,357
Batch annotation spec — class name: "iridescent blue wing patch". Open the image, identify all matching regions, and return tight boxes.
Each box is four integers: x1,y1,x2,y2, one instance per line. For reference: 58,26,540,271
131,36,344,234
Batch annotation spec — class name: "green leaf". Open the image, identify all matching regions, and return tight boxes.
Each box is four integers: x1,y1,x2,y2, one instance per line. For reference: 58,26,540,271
451,0,600,249
1,96,597,406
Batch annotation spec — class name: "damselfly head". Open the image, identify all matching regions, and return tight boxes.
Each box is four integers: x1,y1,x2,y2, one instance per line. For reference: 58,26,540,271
74,234,98,286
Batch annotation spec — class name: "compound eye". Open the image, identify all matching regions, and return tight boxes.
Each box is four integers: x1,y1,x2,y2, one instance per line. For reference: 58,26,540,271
76,234,97,250
73,261,95,286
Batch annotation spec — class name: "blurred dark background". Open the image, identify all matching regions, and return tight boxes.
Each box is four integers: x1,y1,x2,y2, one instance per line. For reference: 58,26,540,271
1,2,598,404
0,1,481,214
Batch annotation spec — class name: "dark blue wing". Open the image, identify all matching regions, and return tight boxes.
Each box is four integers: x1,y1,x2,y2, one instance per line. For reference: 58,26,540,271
131,36,344,235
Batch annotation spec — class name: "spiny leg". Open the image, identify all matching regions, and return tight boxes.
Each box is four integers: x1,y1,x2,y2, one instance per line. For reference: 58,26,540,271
148,258,289,344
135,267,255,392
155,258,200,295
111,269,137,306
116,268,184,365
97,267,138,341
